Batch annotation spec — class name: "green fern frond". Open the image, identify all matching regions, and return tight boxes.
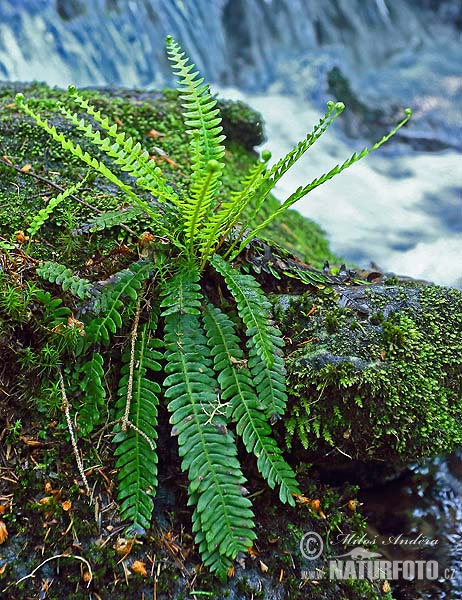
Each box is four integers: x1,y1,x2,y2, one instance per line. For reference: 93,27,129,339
37,261,92,300
202,303,298,505
15,94,161,224
77,351,106,435
85,260,154,347
211,255,284,369
233,108,413,258
28,174,89,238
62,89,179,205
166,36,225,247
73,205,145,235
239,102,344,232
35,290,71,329
199,154,271,265
113,319,162,533
248,344,288,421
161,268,255,577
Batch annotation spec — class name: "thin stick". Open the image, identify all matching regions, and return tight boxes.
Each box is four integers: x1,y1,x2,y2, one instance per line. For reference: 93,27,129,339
122,294,142,431
15,553,93,587
58,368,91,496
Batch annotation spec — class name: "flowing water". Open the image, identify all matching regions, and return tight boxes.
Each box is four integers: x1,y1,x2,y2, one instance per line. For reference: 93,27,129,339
0,1,461,597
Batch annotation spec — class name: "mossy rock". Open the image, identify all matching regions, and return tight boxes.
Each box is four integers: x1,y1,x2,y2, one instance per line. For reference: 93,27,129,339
278,282,462,463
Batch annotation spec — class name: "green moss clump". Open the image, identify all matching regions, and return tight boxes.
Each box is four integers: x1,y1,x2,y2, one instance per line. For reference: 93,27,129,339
281,283,462,462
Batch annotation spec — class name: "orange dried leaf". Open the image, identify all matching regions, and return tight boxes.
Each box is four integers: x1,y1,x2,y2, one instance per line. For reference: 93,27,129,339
62,500,72,511
147,128,165,139
15,231,30,244
113,537,133,556
293,493,312,505
20,164,32,172
0,505,7,515
310,499,321,512
0,562,7,575
131,560,147,577
0,520,8,544
39,496,52,505
2,155,13,165
227,565,235,578
82,570,92,583
247,546,258,558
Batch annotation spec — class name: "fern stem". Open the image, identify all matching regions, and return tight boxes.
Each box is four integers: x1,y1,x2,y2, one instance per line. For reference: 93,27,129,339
58,368,91,497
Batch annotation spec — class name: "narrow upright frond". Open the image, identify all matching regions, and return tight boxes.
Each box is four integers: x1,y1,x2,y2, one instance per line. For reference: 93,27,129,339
199,154,271,265
233,108,413,258
166,36,225,247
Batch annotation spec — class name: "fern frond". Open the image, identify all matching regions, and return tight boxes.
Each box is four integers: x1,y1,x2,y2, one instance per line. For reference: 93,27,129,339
113,318,162,533
210,255,284,369
85,260,154,347
199,154,271,266
35,290,71,329
161,268,255,577
63,89,179,205
28,175,89,237
166,36,225,247
77,351,106,435
233,108,413,258
202,303,298,505
37,261,92,300
15,94,161,224
239,102,344,232
72,205,144,235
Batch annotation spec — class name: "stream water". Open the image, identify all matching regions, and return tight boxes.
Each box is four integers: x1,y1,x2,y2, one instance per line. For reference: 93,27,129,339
0,1,460,597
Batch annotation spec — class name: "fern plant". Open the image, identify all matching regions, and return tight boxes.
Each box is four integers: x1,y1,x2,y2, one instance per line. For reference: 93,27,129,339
15,35,412,578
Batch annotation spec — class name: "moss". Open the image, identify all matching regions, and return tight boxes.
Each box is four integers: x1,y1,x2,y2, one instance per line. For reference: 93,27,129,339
281,283,462,462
